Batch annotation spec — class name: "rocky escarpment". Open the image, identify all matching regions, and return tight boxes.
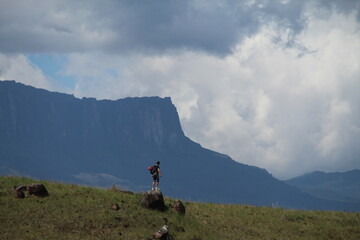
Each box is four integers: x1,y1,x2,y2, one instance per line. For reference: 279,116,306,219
0,80,188,152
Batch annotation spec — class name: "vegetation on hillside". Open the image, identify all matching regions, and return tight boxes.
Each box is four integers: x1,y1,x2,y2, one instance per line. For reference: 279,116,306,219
1,176,360,240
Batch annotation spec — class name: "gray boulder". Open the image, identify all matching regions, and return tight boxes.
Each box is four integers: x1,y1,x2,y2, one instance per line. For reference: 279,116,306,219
12,184,49,198
173,200,186,215
141,190,165,211
111,203,120,211
14,190,25,198
153,225,172,239
13,185,26,198
27,184,49,197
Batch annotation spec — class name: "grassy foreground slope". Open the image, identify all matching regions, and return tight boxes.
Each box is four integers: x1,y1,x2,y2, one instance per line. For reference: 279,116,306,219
1,177,360,240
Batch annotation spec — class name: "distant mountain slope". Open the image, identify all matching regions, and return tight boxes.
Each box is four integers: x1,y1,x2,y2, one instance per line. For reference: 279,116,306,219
1,80,360,211
286,170,360,203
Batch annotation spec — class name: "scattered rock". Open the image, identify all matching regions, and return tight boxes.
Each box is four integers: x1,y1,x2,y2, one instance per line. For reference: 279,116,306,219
27,184,49,197
173,200,186,215
112,203,121,210
152,225,172,240
13,185,27,192
14,190,25,199
13,185,26,198
141,190,165,211
12,183,49,198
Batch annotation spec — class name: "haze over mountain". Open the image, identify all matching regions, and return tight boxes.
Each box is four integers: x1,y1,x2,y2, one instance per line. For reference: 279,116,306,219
1,80,359,211
286,170,360,203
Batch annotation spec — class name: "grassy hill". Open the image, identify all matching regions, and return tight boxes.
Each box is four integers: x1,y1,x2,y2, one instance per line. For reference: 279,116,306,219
1,176,360,240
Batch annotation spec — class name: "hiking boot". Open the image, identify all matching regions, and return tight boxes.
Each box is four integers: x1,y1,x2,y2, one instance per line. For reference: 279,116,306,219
151,188,154,191
155,187,160,191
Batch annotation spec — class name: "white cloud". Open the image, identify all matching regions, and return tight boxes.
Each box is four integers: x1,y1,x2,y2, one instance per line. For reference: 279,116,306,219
317,98,351,157
0,54,51,89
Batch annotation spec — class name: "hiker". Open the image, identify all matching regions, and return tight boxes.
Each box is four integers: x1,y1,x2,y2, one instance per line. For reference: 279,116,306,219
150,161,162,191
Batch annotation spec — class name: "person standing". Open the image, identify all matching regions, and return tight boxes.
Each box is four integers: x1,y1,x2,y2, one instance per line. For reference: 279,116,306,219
151,161,162,191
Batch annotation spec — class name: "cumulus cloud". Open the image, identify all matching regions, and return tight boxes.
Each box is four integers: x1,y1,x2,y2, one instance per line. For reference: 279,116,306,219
3,0,357,55
1,0,235,54
1,0,359,179
0,54,51,89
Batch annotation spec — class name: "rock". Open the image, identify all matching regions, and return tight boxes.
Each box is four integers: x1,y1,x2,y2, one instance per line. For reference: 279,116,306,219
173,200,186,215
26,184,49,197
13,185,26,198
14,190,25,198
152,225,170,239
112,203,120,210
141,190,165,211
13,185,27,192
12,184,49,198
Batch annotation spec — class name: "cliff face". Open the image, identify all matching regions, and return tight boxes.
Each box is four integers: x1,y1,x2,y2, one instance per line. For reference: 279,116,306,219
1,81,186,150
0,81,194,181
1,81,359,211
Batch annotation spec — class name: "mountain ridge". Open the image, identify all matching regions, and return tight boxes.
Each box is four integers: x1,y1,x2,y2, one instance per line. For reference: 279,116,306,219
286,169,360,203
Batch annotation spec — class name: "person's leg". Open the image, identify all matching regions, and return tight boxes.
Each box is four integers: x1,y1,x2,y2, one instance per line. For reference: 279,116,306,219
155,178,160,190
152,180,155,190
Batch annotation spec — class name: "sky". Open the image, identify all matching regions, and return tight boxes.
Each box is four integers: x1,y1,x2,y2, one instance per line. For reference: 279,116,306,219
1,0,360,179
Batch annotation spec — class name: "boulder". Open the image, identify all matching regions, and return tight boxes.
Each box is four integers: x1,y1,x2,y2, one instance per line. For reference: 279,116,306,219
26,184,49,197
141,190,165,211
173,200,186,215
112,203,121,211
14,190,25,199
13,184,49,198
13,185,26,199
13,185,27,192
153,225,172,240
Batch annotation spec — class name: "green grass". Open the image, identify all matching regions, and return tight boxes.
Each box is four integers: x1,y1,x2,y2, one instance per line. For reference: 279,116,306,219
1,176,360,240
